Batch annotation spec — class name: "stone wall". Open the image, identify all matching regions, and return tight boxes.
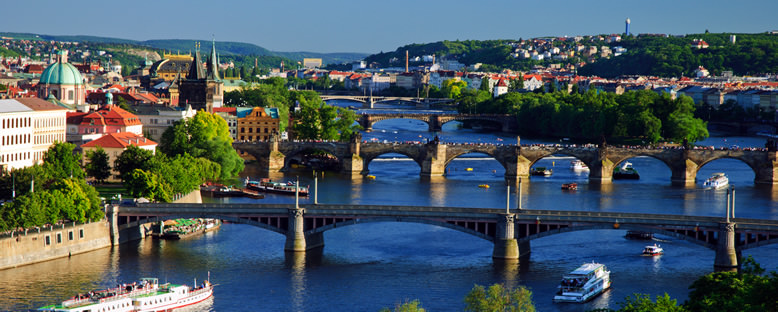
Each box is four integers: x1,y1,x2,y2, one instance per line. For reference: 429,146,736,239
0,221,111,270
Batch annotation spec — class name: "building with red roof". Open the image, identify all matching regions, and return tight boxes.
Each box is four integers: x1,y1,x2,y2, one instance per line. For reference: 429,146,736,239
81,132,157,182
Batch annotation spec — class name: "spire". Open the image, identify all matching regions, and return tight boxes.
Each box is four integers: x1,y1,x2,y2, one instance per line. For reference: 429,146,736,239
187,42,206,80
207,38,220,81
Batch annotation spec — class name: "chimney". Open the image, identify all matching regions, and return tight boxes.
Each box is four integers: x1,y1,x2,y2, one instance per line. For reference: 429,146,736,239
405,50,409,73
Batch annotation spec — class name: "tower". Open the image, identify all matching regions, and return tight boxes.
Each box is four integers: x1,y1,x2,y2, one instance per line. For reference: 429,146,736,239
176,41,223,113
625,18,631,36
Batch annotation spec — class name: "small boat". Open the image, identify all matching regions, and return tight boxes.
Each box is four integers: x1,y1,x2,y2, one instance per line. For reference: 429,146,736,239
531,167,553,176
561,182,578,190
38,276,213,312
613,162,639,180
625,230,654,240
366,175,376,180
465,168,473,171
702,172,729,189
159,219,221,240
478,184,490,188
642,244,663,256
553,262,611,303
570,160,589,171
247,178,309,197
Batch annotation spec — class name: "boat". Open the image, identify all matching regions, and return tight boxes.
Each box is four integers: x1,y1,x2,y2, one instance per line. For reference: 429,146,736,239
702,172,729,189
625,230,654,240
201,184,264,199
531,167,553,176
642,244,663,256
478,184,490,188
553,262,611,303
613,162,639,180
247,178,309,197
366,175,376,180
561,182,578,190
38,276,213,312
160,219,221,240
570,160,589,171
465,168,473,171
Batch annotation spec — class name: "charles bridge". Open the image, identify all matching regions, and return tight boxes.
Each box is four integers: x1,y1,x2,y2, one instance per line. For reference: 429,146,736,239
108,201,778,271
233,139,778,186
357,113,518,132
320,95,455,108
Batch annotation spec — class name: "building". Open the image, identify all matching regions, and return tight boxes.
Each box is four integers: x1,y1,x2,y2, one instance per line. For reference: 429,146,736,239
0,98,68,171
37,50,85,109
66,94,144,145
303,58,323,69
237,107,279,142
131,104,196,142
149,53,193,82
80,132,157,182
493,79,509,98
169,41,223,112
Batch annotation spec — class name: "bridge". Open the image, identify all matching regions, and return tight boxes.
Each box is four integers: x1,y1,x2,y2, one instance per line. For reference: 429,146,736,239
234,139,778,186
320,95,455,108
107,202,778,270
358,113,518,132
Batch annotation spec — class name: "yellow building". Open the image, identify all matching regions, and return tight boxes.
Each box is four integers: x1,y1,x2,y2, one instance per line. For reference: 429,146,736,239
237,107,279,142
303,58,322,69
150,53,194,81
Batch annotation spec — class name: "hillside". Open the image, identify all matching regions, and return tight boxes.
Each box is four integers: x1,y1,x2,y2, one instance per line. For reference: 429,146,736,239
0,32,366,65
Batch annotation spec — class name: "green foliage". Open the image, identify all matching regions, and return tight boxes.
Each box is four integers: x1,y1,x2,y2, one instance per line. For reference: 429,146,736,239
85,147,111,184
615,293,687,312
0,177,103,231
290,95,362,141
464,283,536,312
43,142,85,180
125,169,170,202
223,79,291,131
159,111,243,180
379,300,426,312
113,145,155,183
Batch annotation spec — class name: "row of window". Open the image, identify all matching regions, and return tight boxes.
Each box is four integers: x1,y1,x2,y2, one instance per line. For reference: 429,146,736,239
1,151,30,163
2,117,30,128
240,135,271,141
35,117,64,128
0,133,63,147
36,133,64,145
43,228,85,246
1,134,30,145
240,127,273,134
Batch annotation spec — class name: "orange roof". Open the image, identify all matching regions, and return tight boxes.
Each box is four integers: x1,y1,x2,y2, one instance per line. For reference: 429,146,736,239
81,104,142,126
213,107,237,115
81,132,157,149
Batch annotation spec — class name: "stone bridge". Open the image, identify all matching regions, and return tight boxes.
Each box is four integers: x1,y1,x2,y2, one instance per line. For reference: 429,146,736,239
234,140,778,186
358,113,518,132
108,203,778,270
321,95,455,108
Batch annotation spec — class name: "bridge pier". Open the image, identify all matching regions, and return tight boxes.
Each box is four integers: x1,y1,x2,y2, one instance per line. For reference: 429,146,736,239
754,151,778,185
428,115,442,132
107,204,120,246
588,158,615,184
285,208,324,252
493,213,520,262
714,222,739,272
421,142,446,177
671,159,699,186
505,154,531,185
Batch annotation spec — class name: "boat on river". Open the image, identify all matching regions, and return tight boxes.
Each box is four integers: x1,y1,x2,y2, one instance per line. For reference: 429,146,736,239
613,162,640,180
702,172,729,189
201,184,264,199
642,244,663,256
531,167,553,176
247,178,309,196
561,182,578,190
625,230,654,240
160,219,220,240
38,277,213,312
554,262,611,303
570,160,589,171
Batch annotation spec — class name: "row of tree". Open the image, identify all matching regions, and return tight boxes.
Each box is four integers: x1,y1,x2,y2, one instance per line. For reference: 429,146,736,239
456,88,709,143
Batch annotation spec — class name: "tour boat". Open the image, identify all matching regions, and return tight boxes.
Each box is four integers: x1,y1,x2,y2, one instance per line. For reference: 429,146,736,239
531,167,553,176
702,172,729,189
247,178,309,196
478,184,490,188
642,244,663,256
39,276,213,312
561,182,578,190
613,162,640,179
366,175,376,180
553,262,611,303
465,167,474,171
570,160,589,171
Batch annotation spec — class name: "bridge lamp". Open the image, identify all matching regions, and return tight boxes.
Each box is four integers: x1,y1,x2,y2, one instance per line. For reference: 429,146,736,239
695,223,699,232
535,217,540,225
613,219,620,229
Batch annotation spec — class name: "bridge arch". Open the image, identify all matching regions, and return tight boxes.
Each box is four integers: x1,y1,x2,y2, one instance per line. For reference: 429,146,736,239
306,216,494,242
520,224,716,250
362,151,425,172
609,154,675,174
696,156,759,178
117,214,287,236
281,147,345,171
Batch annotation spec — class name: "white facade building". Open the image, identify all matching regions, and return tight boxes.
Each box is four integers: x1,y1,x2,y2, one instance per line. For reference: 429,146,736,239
0,98,68,171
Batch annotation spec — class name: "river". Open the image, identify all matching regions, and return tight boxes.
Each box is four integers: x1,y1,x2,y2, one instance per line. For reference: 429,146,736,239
2,103,777,311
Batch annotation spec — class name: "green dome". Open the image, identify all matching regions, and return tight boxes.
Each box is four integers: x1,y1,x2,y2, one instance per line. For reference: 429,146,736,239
40,60,83,86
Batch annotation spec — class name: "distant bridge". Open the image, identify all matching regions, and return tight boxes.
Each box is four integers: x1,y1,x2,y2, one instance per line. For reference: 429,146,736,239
320,95,455,108
358,113,517,132
108,203,778,270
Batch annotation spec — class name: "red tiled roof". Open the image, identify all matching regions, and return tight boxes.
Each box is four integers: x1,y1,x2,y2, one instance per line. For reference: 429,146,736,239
81,132,157,149
81,104,142,126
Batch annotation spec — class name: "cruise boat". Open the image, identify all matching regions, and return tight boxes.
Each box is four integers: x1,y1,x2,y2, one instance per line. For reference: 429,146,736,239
561,182,578,190
247,178,309,196
642,244,663,256
702,172,729,189
553,262,611,303
531,167,553,176
613,162,640,180
570,160,589,171
39,277,213,312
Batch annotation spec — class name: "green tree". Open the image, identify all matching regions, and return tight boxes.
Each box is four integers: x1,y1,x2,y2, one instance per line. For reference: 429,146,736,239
464,283,536,312
85,147,111,184
125,169,170,202
379,300,426,312
114,145,155,183
43,142,84,180
615,293,687,312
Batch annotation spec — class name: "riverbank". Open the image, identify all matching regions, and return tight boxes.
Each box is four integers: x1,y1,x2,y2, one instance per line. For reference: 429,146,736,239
0,221,111,271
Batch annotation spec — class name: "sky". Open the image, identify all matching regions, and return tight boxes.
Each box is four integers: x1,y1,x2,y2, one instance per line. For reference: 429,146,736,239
2,0,778,54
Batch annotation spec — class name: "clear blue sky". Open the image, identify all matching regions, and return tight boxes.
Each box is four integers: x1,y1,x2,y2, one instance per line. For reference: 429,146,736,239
2,0,777,54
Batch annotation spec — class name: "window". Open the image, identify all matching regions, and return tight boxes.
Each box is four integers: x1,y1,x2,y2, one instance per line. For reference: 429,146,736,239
68,231,74,241
79,229,84,238
45,235,51,246
56,233,62,244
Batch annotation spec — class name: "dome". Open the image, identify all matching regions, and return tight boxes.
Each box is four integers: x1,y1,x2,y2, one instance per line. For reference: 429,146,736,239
40,59,83,86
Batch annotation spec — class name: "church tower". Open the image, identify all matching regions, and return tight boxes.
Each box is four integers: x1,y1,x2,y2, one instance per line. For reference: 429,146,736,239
176,41,223,113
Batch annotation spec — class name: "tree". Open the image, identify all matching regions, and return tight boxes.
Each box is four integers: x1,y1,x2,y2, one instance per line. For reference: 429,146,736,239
85,147,111,184
464,283,535,312
379,300,426,312
114,145,155,183
43,142,84,180
615,293,687,312
125,169,170,202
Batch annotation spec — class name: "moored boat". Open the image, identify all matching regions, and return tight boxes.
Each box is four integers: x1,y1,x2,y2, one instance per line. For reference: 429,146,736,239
570,160,589,171
38,276,213,312
642,244,663,256
531,167,553,176
478,184,490,188
247,178,309,197
561,182,578,190
554,262,611,303
613,162,639,180
702,172,729,189
625,230,654,240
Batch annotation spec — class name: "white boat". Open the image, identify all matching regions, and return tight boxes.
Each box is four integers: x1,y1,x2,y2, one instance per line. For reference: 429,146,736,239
702,172,729,189
553,262,611,303
642,244,663,256
39,277,213,312
570,160,589,171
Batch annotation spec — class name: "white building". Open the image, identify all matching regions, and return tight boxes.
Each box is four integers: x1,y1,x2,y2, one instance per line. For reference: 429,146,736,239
131,104,196,142
0,98,68,171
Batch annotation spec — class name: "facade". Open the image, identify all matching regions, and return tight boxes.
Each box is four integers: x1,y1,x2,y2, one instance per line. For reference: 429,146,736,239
303,58,323,69
0,98,68,171
132,104,196,142
66,99,144,145
237,107,280,142
80,132,157,182
150,53,193,81
493,79,509,98
170,42,223,112
37,50,85,109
